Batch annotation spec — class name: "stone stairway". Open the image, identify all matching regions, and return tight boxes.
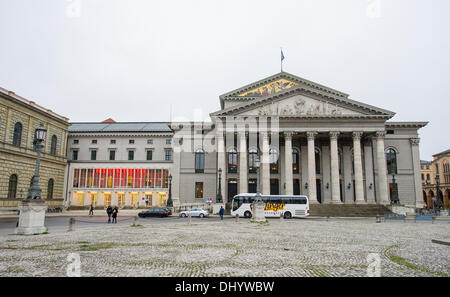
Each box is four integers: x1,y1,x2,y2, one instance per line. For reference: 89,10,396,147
309,204,393,217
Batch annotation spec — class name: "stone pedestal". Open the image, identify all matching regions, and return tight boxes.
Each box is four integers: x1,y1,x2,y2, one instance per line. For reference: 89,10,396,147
251,196,267,223
15,200,48,235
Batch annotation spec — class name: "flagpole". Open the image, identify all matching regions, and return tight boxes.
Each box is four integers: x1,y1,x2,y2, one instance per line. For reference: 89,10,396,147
280,47,283,72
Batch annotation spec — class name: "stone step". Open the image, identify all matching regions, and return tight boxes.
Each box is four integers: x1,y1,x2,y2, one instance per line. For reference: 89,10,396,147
309,204,393,217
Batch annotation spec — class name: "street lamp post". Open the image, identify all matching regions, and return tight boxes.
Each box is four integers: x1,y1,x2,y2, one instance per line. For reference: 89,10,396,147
167,174,173,208
217,168,222,203
27,126,47,200
436,174,442,212
16,125,49,235
390,163,400,205
391,172,400,205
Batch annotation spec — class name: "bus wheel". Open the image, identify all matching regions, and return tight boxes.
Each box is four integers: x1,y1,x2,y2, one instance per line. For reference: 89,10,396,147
284,212,292,219
244,211,252,218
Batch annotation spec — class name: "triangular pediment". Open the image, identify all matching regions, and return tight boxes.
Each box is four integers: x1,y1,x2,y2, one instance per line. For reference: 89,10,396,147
212,84,395,119
220,71,349,100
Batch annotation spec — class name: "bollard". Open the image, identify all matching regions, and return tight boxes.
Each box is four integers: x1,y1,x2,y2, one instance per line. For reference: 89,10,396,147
432,217,435,224
235,214,239,223
280,213,284,221
187,213,191,225
326,216,330,222
376,215,382,223
68,217,75,231
134,215,138,226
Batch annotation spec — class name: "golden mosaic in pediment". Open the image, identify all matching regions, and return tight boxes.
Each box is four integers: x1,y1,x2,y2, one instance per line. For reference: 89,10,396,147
238,78,298,97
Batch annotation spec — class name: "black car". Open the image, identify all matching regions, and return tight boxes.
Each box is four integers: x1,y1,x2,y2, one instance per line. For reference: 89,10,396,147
162,207,172,215
138,208,170,218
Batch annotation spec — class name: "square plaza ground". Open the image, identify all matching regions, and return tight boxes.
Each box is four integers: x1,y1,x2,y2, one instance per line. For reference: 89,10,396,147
0,218,448,277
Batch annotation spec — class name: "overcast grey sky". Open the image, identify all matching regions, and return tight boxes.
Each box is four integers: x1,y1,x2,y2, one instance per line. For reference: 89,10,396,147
0,0,448,160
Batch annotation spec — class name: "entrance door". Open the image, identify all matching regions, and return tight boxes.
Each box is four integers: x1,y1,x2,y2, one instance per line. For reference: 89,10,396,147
248,179,257,193
227,180,237,203
293,179,300,195
316,179,322,204
270,179,279,195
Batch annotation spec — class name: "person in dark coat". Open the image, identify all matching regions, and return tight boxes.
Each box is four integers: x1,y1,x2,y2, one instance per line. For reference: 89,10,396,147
219,206,224,220
89,204,94,216
112,206,118,224
106,205,113,223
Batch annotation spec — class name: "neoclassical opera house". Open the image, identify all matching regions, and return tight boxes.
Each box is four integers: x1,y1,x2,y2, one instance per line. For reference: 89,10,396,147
194,71,427,208
66,71,427,210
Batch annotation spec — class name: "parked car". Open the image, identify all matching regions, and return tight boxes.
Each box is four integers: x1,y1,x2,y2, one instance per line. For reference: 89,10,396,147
138,208,170,218
179,208,209,218
162,207,172,215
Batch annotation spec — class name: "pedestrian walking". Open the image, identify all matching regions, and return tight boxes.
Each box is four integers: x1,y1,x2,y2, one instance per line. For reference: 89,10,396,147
219,206,224,221
112,206,118,224
89,204,94,216
106,205,113,223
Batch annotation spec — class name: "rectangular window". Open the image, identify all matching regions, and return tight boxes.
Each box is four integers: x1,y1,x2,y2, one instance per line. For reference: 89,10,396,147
166,139,172,145
92,140,97,144
195,182,204,198
147,139,153,144
90,150,97,161
129,139,135,144
110,139,116,144
73,139,79,144
128,150,134,161
72,150,78,161
165,149,172,161
109,150,116,161
146,150,153,161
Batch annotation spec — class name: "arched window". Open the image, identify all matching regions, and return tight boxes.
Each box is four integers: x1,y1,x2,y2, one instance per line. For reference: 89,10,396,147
315,148,321,174
8,174,18,199
12,122,22,147
269,148,278,173
386,148,397,174
248,148,259,173
292,148,299,174
195,149,205,173
227,148,238,173
47,179,54,199
50,135,57,155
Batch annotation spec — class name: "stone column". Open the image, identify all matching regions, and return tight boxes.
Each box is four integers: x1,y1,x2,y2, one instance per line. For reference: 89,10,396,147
376,131,390,204
217,132,226,201
330,132,341,203
410,138,425,208
261,132,270,195
353,132,365,203
239,132,248,194
307,132,318,203
284,132,293,195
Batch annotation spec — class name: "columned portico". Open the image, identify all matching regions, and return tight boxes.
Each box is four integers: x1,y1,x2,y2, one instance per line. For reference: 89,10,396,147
284,132,293,195
209,71,427,210
376,131,390,204
353,132,365,203
307,132,318,203
329,132,341,203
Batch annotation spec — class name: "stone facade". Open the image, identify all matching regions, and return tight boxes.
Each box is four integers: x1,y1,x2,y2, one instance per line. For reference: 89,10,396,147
0,87,69,209
65,121,175,209
421,149,450,209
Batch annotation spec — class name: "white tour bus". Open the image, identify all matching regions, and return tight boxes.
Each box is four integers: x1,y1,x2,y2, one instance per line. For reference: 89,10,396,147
230,193,310,219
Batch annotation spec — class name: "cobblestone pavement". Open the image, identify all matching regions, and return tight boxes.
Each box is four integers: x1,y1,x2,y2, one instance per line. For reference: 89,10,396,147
0,219,448,277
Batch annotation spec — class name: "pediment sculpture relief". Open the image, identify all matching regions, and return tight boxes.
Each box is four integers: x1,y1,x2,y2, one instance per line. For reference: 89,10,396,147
257,98,344,116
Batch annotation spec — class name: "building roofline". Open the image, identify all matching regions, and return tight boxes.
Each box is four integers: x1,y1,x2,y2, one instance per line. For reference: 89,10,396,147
0,87,70,124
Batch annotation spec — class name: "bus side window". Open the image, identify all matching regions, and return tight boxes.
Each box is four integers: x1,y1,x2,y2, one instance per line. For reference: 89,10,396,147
300,198,306,204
